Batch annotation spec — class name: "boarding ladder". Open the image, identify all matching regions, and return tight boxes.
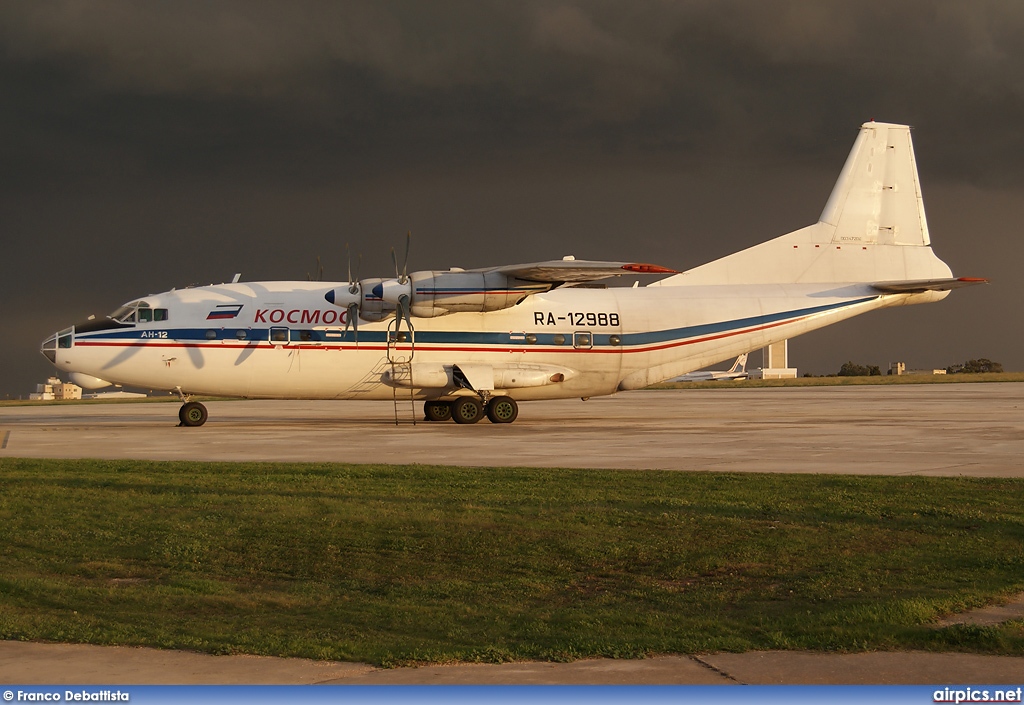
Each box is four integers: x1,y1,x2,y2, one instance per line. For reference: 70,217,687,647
386,319,417,426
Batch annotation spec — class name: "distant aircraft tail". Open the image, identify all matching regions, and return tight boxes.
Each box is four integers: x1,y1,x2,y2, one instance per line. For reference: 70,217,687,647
654,121,955,287
729,353,748,374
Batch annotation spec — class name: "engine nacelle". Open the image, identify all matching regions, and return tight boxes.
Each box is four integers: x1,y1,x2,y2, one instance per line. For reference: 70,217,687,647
356,278,394,322
325,271,552,321
407,270,547,318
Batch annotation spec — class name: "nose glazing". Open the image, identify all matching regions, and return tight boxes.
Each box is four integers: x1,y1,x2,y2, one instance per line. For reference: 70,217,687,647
40,326,73,364
40,333,58,363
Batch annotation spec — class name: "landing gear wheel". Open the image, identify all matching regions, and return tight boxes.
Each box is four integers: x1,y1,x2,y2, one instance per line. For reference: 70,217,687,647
451,397,484,424
179,401,208,427
486,397,519,424
423,400,453,422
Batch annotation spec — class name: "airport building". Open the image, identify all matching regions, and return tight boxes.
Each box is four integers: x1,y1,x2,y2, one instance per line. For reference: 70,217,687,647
750,340,798,379
888,362,947,376
28,376,82,401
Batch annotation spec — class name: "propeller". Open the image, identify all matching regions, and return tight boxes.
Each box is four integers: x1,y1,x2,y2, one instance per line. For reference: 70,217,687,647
306,255,324,282
344,302,360,342
390,232,413,338
391,231,411,284
342,244,361,342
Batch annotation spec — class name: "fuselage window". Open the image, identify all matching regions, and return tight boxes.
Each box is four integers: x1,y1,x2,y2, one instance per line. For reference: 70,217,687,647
154,309,168,321
138,308,153,322
235,330,248,340
295,330,317,342
205,330,218,340
270,327,289,343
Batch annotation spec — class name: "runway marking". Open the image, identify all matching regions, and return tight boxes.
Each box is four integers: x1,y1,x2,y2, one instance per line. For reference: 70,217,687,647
1,431,10,449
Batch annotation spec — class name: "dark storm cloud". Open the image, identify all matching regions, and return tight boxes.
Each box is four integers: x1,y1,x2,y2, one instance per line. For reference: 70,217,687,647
4,1,1024,182
2,1,1022,396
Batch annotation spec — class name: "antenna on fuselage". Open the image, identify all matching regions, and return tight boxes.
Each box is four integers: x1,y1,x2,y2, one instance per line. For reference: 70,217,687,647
231,273,241,284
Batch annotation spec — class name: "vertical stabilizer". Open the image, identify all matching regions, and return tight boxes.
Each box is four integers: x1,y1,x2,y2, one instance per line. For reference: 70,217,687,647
653,121,951,286
819,122,931,247
729,354,748,374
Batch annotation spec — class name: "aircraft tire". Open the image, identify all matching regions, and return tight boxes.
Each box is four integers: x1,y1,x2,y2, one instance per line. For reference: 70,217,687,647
451,397,484,424
486,397,519,424
423,400,453,422
179,401,208,427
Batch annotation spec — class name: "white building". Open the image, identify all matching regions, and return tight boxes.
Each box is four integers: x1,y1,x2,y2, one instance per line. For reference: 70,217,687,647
29,376,82,401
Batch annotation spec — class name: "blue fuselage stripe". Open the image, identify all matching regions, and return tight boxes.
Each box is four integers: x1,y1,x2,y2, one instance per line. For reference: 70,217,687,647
74,297,875,348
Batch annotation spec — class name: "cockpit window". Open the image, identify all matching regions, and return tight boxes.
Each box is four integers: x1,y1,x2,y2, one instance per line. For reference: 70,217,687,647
108,301,166,324
109,305,136,323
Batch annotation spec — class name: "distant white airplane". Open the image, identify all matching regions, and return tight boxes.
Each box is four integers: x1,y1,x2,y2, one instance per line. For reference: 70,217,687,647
671,353,749,382
41,121,985,426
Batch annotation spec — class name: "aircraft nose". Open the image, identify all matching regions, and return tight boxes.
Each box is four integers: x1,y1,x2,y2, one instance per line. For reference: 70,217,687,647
40,326,73,364
40,332,58,363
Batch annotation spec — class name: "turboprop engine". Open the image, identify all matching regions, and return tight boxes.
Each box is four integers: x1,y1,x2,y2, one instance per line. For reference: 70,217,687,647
324,270,550,322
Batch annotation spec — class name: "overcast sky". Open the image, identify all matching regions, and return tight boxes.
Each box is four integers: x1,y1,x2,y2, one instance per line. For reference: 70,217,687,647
2,1,1021,397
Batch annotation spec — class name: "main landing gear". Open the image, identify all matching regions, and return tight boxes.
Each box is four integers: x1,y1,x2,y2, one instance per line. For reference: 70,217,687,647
423,397,519,424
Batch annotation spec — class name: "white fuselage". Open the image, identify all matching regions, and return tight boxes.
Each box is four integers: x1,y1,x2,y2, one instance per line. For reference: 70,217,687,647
50,280,941,401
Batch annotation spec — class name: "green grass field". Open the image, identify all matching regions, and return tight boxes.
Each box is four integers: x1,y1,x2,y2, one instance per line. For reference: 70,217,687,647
1,458,1023,665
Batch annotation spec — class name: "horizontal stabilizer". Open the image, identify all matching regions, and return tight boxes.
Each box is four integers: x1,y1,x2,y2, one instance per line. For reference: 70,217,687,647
870,277,988,294
489,260,677,283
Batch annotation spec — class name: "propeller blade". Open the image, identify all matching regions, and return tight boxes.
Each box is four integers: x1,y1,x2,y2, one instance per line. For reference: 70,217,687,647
396,294,411,333
345,302,359,343
400,231,410,283
390,246,400,280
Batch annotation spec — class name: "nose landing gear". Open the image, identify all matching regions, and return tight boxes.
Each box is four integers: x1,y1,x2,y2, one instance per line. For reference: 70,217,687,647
178,401,208,427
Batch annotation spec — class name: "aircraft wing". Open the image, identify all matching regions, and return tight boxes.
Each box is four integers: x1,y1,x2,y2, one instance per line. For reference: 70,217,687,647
484,260,677,283
870,277,988,294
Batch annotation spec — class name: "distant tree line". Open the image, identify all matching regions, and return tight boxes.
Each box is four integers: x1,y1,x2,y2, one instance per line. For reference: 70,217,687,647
946,358,1003,374
818,358,1005,376
837,361,881,377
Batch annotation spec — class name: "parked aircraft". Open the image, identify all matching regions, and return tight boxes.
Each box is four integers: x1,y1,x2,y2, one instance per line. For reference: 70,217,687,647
41,122,984,426
672,354,749,382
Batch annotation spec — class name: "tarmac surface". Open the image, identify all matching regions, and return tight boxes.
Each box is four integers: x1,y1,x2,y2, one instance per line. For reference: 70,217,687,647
3,641,1024,685
2,383,1023,476
2,382,1024,684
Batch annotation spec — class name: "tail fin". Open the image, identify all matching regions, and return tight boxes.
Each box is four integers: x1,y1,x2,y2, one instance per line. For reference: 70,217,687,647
654,121,953,287
820,121,930,247
729,353,748,374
